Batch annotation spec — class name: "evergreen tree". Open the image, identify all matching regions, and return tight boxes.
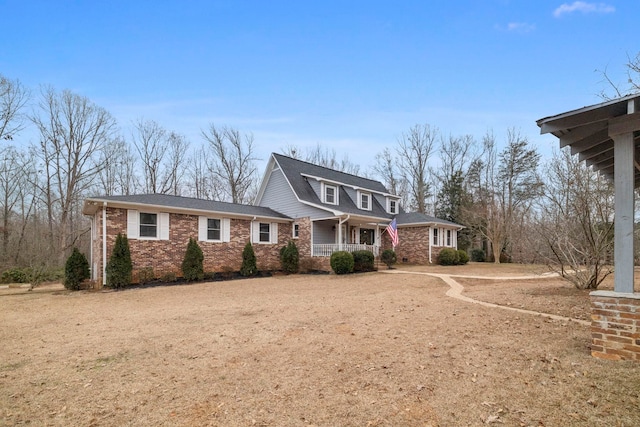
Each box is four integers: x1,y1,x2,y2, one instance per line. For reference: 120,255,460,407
64,247,90,290
106,233,132,288
240,242,258,276
182,237,204,281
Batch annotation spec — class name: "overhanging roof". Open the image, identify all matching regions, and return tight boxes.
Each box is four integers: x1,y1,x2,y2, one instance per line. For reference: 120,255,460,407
537,93,640,185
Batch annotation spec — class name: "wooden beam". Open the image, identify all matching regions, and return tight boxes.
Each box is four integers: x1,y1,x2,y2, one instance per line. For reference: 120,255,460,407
609,112,640,136
569,129,610,155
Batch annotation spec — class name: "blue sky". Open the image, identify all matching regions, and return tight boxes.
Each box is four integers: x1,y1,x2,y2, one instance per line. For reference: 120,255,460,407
1,0,638,171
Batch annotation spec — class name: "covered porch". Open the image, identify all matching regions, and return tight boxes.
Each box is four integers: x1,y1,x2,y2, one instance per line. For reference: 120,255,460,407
310,215,389,257
538,93,640,361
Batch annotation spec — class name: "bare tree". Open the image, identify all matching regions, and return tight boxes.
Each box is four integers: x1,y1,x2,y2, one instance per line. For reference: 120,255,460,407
372,147,410,208
31,87,117,261
0,74,29,141
281,143,361,175
186,145,214,199
131,118,168,194
202,124,258,204
535,148,614,289
97,136,140,196
597,51,640,99
465,130,542,263
0,146,28,262
396,124,437,213
162,132,189,196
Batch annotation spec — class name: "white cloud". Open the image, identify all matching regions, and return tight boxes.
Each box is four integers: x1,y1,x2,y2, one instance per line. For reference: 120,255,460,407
506,22,536,33
553,1,615,18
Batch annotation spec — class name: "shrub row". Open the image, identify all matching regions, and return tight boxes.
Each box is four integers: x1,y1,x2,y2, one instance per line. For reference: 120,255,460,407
329,249,397,275
438,248,469,266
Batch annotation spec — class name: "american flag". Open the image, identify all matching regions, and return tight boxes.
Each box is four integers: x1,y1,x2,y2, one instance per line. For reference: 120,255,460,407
386,218,399,248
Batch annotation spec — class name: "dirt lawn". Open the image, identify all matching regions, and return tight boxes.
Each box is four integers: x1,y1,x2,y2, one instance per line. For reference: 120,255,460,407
1,264,639,426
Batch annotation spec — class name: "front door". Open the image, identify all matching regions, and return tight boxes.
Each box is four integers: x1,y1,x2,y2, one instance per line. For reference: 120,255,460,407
359,228,375,245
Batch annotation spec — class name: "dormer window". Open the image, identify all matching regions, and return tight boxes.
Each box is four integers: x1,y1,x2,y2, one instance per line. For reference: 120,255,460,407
323,183,338,205
359,191,371,211
387,198,399,214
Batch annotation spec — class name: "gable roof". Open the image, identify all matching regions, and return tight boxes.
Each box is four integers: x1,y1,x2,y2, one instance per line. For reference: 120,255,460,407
269,153,396,219
395,212,464,229
82,194,290,220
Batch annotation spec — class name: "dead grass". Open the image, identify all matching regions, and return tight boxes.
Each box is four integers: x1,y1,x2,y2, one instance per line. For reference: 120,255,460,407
1,264,639,426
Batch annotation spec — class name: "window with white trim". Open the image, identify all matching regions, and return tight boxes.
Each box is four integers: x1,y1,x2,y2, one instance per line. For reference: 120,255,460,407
359,192,371,211
432,228,438,246
140,213,157,237
198,217,230,242
387,198,398,214
127,210,169,240
323,183,338,205
208,219,221,241
293,223,299,238
446,229,452,246
259,223,270,242
253,221,278,244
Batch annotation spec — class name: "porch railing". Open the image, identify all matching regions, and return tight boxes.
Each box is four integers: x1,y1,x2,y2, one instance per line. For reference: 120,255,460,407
312,244,380,257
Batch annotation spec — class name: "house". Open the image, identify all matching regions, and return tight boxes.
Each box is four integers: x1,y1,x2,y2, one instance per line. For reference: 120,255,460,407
82,153,463,286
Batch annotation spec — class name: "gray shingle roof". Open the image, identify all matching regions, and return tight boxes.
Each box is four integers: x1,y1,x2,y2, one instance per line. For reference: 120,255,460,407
395,212,464,228
272,153,392,217
84,194,290,219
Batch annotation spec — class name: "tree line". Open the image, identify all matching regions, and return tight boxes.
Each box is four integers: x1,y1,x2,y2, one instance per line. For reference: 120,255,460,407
2,62,636,288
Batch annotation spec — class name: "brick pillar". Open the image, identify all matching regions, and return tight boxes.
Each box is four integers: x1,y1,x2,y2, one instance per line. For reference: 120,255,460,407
590,290,640,361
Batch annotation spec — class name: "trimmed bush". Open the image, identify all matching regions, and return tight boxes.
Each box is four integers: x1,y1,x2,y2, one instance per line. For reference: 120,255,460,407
352,250,375,272
471,248,485,262
381,249,397,269
1,267,31,283
240,242,258,277
438,248,459,266
280,241,299,274
64,247,90,290
330,251,354,275
457,250,470,265
106,233,132,288
137,267,155,284
182,237,204,281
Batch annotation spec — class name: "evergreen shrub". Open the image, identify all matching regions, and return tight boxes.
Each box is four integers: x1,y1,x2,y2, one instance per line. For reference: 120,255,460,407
279,241,299,273
381,249,397,269
240,242,258,277
182,237,204,281
457,250,470,265
106,233,132,288
352,250,375,272
438,248,460,266
330,251,354,275
64,247,90,290
471,249,485,262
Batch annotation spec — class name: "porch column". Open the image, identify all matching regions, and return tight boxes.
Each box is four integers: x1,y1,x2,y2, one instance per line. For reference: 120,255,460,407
611,101,637,293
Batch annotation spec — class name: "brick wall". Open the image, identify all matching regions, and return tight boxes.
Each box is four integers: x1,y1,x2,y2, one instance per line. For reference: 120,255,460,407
590,291,640,361
92,207,291,286
381,226,446,265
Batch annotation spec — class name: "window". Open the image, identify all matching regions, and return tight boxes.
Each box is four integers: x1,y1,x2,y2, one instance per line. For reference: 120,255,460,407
359,192,371,211
446,229,452,246
293,223,299,238
323,183,338,205
127,210,169,240
388,199,398,214
432,228,438,245
208,218,221,241
140,213,157,238
259,223,271,242
198,217,230,242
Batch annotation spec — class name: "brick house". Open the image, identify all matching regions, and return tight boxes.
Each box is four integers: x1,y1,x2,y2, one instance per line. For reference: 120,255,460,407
82,153,463,286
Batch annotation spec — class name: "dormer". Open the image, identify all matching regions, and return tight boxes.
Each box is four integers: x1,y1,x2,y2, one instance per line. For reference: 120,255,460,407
357,190,372,211
386,197,400,215
321,182,339,205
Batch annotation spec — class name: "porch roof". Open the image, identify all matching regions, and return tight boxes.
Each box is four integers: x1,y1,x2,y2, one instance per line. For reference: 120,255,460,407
536,93,640,185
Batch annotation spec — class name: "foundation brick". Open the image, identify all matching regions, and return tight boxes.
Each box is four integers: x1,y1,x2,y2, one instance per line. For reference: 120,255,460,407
590,294,640,362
